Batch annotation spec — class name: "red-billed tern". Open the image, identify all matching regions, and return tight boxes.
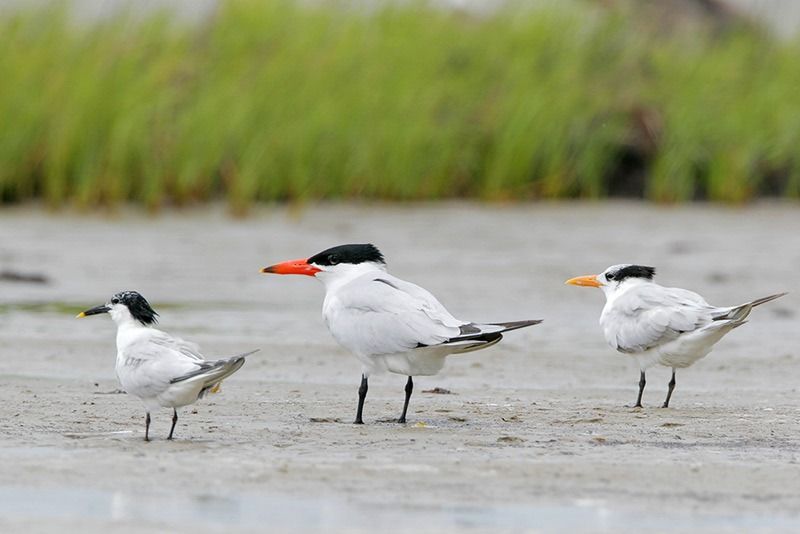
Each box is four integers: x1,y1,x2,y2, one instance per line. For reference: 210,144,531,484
262,244,541,424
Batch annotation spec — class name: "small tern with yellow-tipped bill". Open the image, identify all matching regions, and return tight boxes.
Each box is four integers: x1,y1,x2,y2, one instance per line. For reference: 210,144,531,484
77,291,257,440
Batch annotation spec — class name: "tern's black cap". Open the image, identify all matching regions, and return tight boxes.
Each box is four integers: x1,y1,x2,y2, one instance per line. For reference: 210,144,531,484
307,244,385,266
606,265,656,282
112,291,159,325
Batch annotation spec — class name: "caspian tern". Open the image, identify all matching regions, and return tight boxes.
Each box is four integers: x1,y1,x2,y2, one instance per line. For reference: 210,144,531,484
77,291,257,440
262,244,541,424
566,265,786,408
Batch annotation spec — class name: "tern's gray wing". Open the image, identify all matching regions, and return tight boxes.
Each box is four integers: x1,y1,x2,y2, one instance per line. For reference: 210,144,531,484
601,284,715,353
327,274,466,356
117,330,207,399
373,274,466,325
148,329,204,361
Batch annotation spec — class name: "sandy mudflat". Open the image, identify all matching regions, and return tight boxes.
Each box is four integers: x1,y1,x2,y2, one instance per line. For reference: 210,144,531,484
0,202,798,533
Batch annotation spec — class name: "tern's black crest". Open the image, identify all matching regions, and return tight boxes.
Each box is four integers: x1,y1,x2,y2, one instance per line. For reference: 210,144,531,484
308,244,385,266
112,291,158,325
607,265,656,282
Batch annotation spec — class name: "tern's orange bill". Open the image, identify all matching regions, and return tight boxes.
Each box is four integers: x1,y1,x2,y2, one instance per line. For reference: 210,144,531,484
565,274,602,288
261,258,321,276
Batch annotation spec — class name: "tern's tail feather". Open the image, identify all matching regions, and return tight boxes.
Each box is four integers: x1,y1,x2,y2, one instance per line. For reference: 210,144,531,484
486,319,543,332
748,292,788,308
443,319,542,346
412,319,541,356
714,292,787,322
170,349,258,398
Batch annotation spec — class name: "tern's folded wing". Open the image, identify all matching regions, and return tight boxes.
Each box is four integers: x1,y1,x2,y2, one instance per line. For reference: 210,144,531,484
118,334,205,397
372,274,465,327
329,275,465,355
148,329,204,361
602,284,714,353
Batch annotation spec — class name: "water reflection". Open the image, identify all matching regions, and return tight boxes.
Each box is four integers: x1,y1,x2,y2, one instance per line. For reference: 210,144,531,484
0,486,796,531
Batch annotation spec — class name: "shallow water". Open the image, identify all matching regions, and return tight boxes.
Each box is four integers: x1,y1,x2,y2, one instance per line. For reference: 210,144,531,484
1,486,798,532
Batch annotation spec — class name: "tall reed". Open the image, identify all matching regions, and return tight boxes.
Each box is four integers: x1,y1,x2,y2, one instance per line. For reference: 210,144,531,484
1,0,799,211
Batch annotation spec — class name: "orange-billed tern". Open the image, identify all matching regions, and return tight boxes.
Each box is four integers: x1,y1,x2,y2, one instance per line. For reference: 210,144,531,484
566,265,785,408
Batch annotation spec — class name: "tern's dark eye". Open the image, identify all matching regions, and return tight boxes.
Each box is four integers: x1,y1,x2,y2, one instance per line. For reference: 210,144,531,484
111,298,119,304
606,273,615,281
328,254,340,265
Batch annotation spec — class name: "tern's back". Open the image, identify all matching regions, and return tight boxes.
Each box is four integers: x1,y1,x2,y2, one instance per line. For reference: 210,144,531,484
599,281,715,354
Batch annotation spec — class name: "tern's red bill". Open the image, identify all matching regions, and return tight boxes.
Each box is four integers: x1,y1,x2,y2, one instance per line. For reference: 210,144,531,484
261,258,321,276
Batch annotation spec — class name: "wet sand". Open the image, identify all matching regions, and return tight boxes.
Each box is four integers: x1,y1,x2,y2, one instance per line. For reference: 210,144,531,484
0,202,798,532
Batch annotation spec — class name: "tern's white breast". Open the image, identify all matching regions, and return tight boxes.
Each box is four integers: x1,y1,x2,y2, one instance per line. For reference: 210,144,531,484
114,326,205,410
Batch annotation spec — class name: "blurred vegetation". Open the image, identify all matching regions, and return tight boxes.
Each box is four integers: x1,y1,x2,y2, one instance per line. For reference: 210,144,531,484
1,0,800,212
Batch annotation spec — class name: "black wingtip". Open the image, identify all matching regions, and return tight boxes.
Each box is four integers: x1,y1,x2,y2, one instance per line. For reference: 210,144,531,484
489,319,543,332
750,292,788,308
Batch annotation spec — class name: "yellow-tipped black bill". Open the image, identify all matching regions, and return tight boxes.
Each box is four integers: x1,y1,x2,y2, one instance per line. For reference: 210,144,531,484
76,304,110,318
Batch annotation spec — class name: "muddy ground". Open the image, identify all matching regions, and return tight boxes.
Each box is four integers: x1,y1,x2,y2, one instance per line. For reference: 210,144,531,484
0,202,798,532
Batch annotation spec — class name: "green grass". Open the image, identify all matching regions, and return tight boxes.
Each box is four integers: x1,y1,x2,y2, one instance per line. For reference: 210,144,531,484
2,0,800,211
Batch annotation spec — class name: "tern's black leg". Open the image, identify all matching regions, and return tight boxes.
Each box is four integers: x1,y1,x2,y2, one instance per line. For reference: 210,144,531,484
662,369,676,408
144,412,151,441
398,376,413,424
634,370,646,408
167,408,178,440
354,374,368,425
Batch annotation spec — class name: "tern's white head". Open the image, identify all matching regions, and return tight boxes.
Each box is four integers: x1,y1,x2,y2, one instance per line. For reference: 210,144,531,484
565,264,656,297
77,290,159,327
261,244,387,289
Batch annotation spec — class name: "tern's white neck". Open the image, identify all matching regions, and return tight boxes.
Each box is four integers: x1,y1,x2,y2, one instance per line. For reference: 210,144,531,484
109,305,142,327
600,276,653,301
108,306,150,349
315,261,387,294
